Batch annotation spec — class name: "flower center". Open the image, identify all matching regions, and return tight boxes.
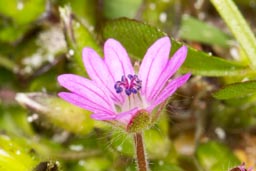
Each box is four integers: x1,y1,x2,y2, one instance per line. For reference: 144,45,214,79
114,74,142,96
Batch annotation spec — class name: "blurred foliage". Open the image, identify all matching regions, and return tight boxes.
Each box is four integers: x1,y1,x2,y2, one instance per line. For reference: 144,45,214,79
213,81,256,99
0,0,256,171
179,15,231,47
196,141,240,171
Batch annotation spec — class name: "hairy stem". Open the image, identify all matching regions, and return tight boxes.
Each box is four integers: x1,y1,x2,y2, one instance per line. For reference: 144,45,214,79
134,132,148,171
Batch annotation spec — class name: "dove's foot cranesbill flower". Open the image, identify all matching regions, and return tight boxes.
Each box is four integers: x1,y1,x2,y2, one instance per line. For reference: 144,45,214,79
58,36,190,133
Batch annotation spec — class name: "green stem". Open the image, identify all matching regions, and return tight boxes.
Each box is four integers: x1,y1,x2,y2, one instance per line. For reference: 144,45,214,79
134,132,148,171
210,0,256,68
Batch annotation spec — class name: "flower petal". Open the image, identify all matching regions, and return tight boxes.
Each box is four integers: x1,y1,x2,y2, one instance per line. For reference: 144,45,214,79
138,36,171,99
91,113,116,120
104,38,134,82
58,74,114,111
82,47,124,103
148,46,188,101
58,92,115,114
115,108,139,125
149,73,191,111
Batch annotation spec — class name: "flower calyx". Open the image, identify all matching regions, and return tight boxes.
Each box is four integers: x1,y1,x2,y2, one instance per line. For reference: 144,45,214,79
127,109,151,133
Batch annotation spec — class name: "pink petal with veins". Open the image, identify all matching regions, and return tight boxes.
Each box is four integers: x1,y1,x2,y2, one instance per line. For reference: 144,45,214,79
104,39,134,82
138,36,170,99
149,73,191,111
58,74,114,110
83,47,124,104
59,92,115,114
148,45,188,101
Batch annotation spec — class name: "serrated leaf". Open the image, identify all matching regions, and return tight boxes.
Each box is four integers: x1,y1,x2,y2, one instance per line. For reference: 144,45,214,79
213,81,256,99
15,93,94,135
102,18,249,76
103,18,166,58
180,15,231,46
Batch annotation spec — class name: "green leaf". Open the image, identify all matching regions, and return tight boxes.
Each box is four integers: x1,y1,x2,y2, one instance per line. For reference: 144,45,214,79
69,0,97,26
0,0,45,25
145,115,171,159
151,161,183,171
103,18,166,58
0,134,62,171
103,0,143,19
180,15,231,46
0,0,45,42
196,141,240,171
15,93,95,135
102,18,249,76
0,105,34,136
213,80,256,99
29,69,61,92
144,127,171,159
211,0,256,68
69,157,111,171
180,46,249,76
0,134,39,171
211,100,254,130
0,25,29,43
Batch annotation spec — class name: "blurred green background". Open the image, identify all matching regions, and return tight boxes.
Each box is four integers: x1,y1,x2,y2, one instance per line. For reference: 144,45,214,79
0,0,256,170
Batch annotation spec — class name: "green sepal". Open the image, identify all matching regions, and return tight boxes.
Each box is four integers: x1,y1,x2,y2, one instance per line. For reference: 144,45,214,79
127,109,150,133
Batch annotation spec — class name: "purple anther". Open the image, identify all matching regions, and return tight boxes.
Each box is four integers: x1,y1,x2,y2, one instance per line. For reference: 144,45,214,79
114,74,142,96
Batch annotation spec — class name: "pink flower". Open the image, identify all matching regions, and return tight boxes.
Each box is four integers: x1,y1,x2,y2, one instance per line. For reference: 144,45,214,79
58,37,190,131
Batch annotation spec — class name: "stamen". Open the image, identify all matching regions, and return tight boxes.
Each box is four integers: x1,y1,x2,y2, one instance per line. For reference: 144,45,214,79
114,74,142,96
